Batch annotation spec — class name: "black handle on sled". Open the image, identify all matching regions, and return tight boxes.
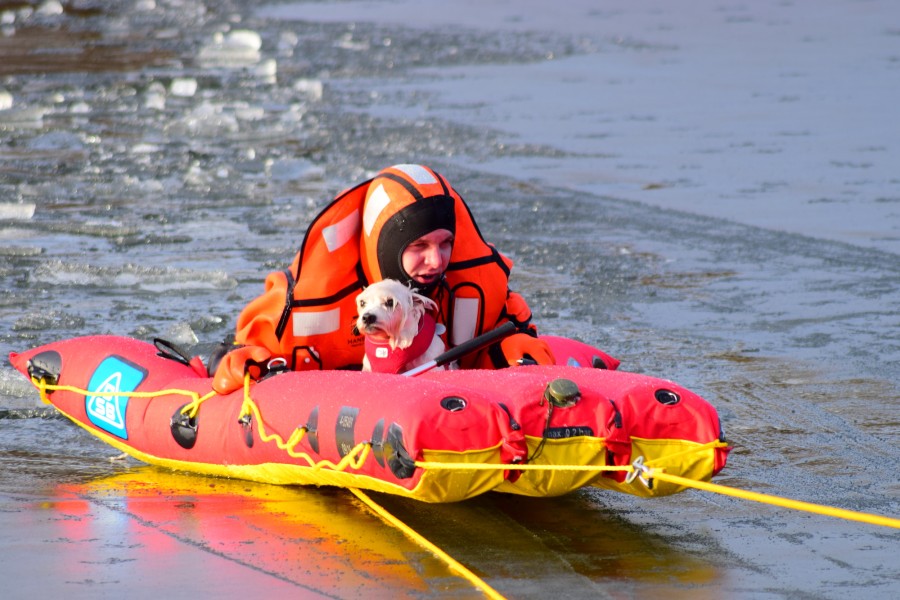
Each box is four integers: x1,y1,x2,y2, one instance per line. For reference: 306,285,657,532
402,321,517,377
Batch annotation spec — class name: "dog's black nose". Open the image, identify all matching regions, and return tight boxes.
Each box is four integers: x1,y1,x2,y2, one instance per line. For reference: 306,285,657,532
362,313,376,326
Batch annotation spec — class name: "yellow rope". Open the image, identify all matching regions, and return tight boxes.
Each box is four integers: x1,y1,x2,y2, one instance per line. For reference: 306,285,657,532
349,487,506,600
179,390,218,418
415,460,632,473
644,470,900,530
236,378,373,471
32,376,216,407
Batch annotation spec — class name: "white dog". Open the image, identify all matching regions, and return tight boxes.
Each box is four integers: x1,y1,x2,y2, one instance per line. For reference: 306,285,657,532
355,279,446,373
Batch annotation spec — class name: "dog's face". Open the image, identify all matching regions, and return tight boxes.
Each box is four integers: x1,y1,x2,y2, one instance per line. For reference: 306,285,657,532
355,279,437,349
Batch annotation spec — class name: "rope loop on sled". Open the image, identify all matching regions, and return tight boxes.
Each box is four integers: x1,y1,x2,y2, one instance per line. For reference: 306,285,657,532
31,375,217,408
624,455,651,486
236,372,373,471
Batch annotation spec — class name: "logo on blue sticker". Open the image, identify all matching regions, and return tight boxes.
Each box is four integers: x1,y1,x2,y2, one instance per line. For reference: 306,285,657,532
85,356,147,439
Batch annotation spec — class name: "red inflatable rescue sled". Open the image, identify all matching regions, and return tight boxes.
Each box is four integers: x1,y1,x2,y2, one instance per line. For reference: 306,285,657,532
10,335,728,502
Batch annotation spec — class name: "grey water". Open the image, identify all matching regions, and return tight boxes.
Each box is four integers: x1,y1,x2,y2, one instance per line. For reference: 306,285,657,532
1,1,898,598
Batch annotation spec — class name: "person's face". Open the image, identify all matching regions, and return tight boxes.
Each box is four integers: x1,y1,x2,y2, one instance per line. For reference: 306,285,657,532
401,229,454,286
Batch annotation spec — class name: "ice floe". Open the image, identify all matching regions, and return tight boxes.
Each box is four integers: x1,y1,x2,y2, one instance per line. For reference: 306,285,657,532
198,29,264,68
144,82,167,110
293,79,324,101
163,321,200,346
268,158,325,182
170,78,198,98
35,0,63,17
31,260,238,293
0,203,36,220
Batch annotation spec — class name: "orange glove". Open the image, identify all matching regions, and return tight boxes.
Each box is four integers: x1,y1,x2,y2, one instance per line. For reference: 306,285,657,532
499,333,556,367
212,345,274,395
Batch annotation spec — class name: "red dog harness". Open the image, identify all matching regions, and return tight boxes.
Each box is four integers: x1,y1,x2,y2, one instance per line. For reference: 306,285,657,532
364,313,437,374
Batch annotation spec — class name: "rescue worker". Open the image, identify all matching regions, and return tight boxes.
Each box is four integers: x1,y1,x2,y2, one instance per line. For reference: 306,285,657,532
212,163,555,394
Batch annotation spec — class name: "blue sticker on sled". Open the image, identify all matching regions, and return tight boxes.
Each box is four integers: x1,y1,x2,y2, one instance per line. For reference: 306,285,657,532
85,356,147,439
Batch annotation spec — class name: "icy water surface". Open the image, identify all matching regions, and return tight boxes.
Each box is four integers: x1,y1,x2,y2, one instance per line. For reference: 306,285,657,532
1,1,898,598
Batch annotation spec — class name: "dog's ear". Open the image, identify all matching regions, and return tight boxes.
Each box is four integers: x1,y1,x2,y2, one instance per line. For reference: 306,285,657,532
395,292,426,350
411,291,438,312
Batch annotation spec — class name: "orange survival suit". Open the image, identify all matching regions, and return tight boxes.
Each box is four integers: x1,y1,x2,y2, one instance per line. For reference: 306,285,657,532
212,164,554,393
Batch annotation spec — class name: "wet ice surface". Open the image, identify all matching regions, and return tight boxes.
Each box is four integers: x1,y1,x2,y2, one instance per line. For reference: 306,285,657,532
1,0,898,598
278,0,900,255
